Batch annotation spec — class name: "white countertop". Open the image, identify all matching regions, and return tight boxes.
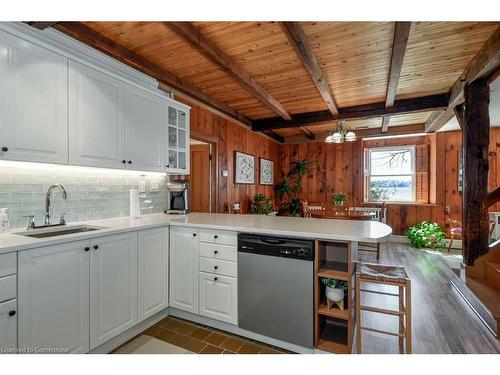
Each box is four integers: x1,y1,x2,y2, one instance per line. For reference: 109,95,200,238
0,212,392,254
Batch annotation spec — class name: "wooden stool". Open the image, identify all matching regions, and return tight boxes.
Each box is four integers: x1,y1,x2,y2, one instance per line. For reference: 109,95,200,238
355,262,412,354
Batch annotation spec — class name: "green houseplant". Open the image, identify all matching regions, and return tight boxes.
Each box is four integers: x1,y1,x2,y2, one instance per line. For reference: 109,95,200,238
274,159,315,216
405,221,446,249
321,278,348,310
332,192,347,206
250,194,273,215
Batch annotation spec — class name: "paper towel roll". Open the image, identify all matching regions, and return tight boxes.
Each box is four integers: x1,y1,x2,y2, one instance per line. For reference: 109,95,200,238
130,188,140,218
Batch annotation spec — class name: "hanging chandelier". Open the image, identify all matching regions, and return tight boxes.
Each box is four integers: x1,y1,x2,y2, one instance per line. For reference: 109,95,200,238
325,120,357,143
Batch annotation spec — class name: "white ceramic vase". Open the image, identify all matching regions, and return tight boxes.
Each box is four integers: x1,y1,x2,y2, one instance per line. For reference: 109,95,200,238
326,286,344,302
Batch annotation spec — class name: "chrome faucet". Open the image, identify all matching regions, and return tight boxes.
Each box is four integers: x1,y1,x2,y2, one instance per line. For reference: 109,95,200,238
45,184,68,225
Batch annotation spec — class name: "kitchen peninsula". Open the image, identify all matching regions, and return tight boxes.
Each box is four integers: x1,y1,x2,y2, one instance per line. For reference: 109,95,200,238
0,212,391,354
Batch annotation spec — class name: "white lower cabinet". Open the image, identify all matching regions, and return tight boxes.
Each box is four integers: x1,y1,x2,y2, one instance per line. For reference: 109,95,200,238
138,227,169,322
0,299,17,351
90,232,138,349
169,226,199,314
199,272,237,325
18,240,90,354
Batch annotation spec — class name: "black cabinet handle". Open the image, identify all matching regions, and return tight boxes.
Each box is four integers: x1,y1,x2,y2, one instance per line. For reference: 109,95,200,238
8,310,16,317
193,233,197,237
214,235,218,239
1,146,8,152
84,247,90,252
121,160,126,164
166,164,170,168
93,245,99,250
127,160,132,164
214,277,218,281
214,250,218,255
214,266,218,270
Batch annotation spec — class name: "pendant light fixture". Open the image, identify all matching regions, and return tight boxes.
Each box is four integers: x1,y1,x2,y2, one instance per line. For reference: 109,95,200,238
325,120,357,143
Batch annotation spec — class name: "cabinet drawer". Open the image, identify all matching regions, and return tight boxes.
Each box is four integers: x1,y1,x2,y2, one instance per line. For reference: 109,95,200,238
0,275,16,302
0,253,16,278
0,299,17,350
199,242,237,262
199,229,237,246
199,257,237,278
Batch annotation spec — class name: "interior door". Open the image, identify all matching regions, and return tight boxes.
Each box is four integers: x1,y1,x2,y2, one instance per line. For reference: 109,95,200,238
125,86,165,172
0,30,68,164
90,232,138,349
189,143,211,212
69,61,126,169
18,240,90,354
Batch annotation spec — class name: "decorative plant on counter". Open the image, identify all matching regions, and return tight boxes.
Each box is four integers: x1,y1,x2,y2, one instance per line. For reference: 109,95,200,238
274,159,315,216
405,221,446,249
321,278,348,311
332,192,347,206
250,194,273,215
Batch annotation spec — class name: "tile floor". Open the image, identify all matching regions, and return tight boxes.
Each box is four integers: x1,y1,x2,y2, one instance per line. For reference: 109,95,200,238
113,316,287,354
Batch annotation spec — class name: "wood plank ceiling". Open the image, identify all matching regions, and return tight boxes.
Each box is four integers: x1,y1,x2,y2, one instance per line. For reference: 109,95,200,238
52,21,499,143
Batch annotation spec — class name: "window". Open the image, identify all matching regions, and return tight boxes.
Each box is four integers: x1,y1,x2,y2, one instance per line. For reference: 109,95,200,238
365,146,416,202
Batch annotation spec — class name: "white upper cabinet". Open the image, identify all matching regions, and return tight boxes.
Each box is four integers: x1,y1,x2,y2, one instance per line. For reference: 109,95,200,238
125,85,165,172
90,232,138,350
0,30,68,164
18,240,90,354
0,28,190,172
169,226,198,314
138,227,169,322
166,102,190,174
69,61,126,169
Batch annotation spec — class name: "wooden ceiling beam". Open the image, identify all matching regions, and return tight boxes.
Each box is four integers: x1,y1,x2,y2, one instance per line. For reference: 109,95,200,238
284,123,426,144
260,130,285,143
164,22,292,121
425,25,500,132
25,22,58,30
382,21,412,133
252,93,449,131
281,22,338,116
53,22,254,129
299,127,316,140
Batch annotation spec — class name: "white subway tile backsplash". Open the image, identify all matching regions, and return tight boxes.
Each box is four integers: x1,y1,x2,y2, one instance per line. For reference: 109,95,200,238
0,167,168,229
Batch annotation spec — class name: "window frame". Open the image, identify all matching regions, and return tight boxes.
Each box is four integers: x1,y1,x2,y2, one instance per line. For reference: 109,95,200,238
364,145,416,203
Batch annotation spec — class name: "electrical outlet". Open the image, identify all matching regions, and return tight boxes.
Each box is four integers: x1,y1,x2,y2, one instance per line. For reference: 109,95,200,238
222,170,229,177
150,182,160,192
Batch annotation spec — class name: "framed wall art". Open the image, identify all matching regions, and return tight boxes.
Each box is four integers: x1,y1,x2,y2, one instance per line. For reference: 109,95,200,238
259,157,274,185
234,151,255,184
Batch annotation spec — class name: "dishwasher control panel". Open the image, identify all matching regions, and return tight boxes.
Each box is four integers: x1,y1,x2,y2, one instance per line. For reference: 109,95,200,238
238,233,314,260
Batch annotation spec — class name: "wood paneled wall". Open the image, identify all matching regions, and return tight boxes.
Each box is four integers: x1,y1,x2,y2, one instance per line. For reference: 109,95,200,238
279,129,500,235
179,97,281,213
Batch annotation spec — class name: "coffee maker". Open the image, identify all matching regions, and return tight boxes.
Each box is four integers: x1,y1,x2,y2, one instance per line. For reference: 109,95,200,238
166,181,190,214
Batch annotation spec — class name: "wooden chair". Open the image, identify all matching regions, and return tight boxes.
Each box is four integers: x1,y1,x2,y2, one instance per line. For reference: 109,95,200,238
353,202,387,260
307,202,326,218
355,262,412,354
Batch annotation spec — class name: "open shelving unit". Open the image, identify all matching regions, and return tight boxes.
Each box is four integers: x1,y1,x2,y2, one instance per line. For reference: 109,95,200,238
314,240,357,354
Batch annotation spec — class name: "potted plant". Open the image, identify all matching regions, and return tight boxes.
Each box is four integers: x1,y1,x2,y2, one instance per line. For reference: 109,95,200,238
274,159,315,216
405,221,446,249
320,277,348,311
250,194,274,215
332,192,347,206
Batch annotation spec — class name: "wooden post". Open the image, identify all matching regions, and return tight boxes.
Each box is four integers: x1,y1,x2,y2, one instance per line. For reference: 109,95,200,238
462,79,490,266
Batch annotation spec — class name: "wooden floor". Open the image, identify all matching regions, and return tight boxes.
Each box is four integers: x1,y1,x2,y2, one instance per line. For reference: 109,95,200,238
117,243,500,354
358,243,500,354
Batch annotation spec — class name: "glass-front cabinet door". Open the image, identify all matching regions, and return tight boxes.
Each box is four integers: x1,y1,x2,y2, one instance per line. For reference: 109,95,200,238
166,101,190,174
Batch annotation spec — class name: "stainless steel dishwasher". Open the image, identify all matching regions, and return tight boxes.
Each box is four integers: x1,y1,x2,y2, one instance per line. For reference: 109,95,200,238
238,233,314,348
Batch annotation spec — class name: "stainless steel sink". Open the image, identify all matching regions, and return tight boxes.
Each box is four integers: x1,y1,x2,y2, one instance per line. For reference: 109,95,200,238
16,225,106,239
